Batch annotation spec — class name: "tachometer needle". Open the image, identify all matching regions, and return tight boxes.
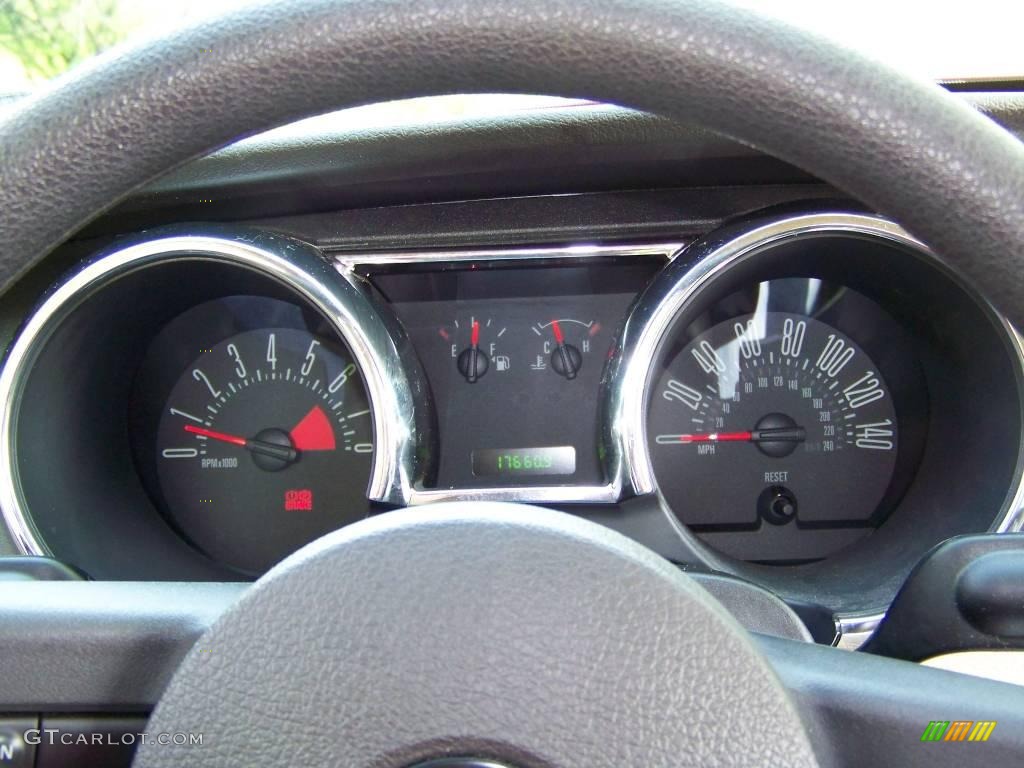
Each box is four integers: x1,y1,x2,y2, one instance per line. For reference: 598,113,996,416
655,426,806,444
184,424,298,462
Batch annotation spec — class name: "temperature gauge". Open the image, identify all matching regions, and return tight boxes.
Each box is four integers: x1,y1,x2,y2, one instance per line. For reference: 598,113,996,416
439,316,507,383
530,318,602,379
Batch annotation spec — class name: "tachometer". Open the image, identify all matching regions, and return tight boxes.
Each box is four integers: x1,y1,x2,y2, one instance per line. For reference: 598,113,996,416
649,310,898,535
153,326,373,573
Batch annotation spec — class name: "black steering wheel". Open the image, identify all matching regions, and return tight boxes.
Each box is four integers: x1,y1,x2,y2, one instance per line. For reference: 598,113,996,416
2,1,1024,766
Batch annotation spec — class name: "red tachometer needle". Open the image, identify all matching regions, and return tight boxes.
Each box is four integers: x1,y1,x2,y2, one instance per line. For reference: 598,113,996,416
184,424,297,462
184,424,247,446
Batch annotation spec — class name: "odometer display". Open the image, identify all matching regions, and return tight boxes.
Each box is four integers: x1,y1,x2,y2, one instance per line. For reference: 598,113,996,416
472,446,576,477
649,310,899,543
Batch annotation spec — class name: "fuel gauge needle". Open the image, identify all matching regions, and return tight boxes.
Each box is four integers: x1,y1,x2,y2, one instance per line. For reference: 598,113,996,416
455,319,490,383
184,424,298,462
467,320,481,383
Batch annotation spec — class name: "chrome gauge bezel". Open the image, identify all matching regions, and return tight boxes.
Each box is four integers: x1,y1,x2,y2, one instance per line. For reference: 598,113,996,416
335,241,684,506
609,213,942,497
608,211,1024,646
0,230,431,555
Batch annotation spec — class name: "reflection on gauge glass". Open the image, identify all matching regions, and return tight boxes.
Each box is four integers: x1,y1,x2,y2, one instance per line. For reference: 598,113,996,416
133,297,374,574
647,279,926,563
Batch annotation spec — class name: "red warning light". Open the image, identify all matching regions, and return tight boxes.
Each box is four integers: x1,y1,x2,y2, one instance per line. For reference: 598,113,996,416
285,489,313,511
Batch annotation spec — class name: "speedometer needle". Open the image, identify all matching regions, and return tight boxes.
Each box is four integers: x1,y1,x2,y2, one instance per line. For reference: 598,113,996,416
184,425,298,462
655,426,807,444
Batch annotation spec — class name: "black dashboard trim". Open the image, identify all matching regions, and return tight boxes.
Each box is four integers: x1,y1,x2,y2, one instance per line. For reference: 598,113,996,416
71,94,1024,239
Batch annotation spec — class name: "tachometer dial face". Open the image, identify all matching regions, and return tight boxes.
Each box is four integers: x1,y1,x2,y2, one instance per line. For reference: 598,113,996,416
155,327,373,573
649,311,898,537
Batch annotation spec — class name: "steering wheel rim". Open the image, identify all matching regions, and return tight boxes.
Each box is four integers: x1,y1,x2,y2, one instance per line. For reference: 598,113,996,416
1,0,1022,326
1,0,1023,765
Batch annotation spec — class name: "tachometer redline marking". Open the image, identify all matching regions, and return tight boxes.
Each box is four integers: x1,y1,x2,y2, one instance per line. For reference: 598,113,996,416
289,406,336,451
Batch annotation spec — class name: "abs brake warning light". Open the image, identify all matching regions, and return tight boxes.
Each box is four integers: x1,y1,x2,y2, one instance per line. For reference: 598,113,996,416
285,489,313,511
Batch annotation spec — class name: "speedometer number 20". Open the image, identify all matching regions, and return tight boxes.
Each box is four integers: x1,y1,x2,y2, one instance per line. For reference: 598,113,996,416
663,379,703,410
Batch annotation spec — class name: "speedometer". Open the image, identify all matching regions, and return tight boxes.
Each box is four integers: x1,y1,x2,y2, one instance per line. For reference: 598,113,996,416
605,212,1022,616
649,310,898,537
613,218,950,568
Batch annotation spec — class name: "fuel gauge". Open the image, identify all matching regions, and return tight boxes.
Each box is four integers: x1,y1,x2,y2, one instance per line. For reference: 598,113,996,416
439,316,508,383
530,318,602,379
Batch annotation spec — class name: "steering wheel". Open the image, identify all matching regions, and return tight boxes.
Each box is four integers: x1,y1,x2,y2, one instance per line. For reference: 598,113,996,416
2,1,1024,766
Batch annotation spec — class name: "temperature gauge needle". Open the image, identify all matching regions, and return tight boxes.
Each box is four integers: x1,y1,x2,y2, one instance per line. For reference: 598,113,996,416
550,320,581,380
655,426,807,444
185,425,298,462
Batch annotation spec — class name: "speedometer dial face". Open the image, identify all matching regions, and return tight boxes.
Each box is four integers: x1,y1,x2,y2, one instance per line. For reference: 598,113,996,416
155,326,373,574
649,311,898,542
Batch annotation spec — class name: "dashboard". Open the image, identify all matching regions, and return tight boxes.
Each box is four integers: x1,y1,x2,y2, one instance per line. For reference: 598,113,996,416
7,5,1024,761
2,201,1023,639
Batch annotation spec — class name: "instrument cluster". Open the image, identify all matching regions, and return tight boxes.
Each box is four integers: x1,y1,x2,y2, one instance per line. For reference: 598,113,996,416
2,213,1022,622
376,258,661,494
